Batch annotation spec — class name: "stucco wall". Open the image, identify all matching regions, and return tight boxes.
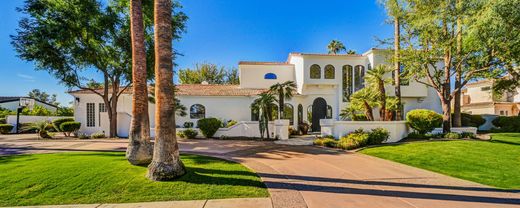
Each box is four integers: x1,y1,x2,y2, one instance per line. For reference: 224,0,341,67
239,64,295,89
320,119,409,143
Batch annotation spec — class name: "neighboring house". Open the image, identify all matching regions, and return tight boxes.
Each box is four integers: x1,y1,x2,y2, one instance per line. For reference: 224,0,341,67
0,96,58,112
70,48,443,137
461,79,520,116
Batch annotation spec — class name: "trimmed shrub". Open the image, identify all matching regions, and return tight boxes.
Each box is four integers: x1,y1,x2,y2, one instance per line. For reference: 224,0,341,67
407,132,428,139
91,132,106,139
445,132,462,139
78,133,90,140
452,113,486,128
406,109,443,134
0,124,14,134
183,129,199,139
314,138,337,148
197,118,222,138
460,132,476,139
368,128,389,145
226,120,238,128
176,130,185,138
492,116,520,132
183,122,194,128
60,122,81,137
337,132,369,150
52,118,75,132
0,117,6,124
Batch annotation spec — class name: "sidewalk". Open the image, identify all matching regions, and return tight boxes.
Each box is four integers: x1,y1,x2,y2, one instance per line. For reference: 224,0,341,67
20,198,272,208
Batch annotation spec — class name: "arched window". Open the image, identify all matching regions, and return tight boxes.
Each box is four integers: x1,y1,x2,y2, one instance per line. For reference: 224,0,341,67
297,104,303,124
307,105,313,124
283,103,294,125
324,65,335,79
342,65,353,102
264,73,277,80
326,105,333,119
354,65,365,92
310,64,321,79
190,104,205,119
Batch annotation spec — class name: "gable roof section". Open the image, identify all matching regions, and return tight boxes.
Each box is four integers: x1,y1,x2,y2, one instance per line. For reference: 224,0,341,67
0,96,58,108
69,85,267,97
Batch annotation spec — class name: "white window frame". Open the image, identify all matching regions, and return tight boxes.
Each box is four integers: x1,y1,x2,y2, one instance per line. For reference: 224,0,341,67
98,103,106,126
86,103,96,127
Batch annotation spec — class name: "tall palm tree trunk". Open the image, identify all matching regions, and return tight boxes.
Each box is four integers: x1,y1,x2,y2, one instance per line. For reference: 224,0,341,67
379,80,387,121
127,0,153,165
147,0,186,181
394,15,403,121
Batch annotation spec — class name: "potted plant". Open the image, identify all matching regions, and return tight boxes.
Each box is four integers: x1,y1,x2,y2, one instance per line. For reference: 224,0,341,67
298,122,310,135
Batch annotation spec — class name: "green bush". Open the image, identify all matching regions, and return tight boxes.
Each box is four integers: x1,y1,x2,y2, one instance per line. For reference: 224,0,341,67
226,120,238,128
197,118,222,138
453,113,486,128
460,132,476,139
337,132,369,150
492,116,520,132
0,118,6,124
78,133,90,140
0,124,14,134
176,130,185,138
445,132,462,139
368,128,389,145
91,132,106,139
60,122,81,137
406,109,443,134
352,114,368,121
313,138,337,148
407,132,428,139
183,129,198,139
52,118,75,132
183,122,194,128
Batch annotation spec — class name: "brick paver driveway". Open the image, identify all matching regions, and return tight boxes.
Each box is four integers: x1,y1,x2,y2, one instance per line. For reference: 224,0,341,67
1,134,519,208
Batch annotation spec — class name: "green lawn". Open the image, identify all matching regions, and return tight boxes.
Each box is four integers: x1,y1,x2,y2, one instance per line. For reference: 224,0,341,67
0,152,268,206
360,133,520,189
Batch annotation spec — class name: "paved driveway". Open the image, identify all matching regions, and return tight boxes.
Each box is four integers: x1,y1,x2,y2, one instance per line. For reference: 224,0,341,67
1,134,519,208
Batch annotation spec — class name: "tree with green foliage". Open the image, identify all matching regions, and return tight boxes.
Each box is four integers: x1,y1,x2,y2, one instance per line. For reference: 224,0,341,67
268,81,296,120
251,93,277,139
178,63,238,84
398,0,502,133
27,89,59,106
365,65,392,120
327,40,346,55
21,105,53,116
344,88,379,121
12,0,187,137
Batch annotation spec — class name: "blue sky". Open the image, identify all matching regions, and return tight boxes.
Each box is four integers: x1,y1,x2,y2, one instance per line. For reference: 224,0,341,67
0,0,392,105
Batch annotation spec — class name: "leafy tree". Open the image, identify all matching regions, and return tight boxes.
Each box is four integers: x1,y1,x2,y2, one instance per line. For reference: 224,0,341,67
27,89,59,106
21,105,53,116
56,106,74,116
327,40,346,55
399,0,502,132
12,0,187,137
251,93,277,139
268,81,296,120
346,50,357,55
178,63,238,84
343,88,379,121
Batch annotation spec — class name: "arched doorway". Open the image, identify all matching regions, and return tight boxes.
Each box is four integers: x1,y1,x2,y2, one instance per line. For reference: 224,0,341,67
297,104,303,125
311,97,327,132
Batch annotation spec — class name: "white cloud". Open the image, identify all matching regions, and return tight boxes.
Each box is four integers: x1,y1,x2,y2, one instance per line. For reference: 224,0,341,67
17,73,36,82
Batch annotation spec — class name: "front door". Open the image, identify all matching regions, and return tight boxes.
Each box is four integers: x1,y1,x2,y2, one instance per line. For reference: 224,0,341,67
311,98,327,132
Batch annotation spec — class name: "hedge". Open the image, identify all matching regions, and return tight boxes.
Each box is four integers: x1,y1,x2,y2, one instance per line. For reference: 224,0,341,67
492,116,520,132
0,124,14,134
52,118,75,132
197,118,221,138
60,122,81,137
406,109,443,134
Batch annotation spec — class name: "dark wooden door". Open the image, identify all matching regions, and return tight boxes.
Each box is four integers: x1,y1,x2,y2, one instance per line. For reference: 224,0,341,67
311,98,327,132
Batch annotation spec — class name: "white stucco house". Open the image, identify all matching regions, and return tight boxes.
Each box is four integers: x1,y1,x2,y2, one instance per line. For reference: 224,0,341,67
69,48,443,140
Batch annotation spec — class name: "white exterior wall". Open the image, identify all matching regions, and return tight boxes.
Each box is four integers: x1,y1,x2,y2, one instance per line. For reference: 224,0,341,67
176,96,256,127
6,115,71,133
320,119,409,143
239,64,295,89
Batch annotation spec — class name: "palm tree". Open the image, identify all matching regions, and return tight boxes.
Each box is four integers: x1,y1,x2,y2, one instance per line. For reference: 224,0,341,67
127,0,153,166
147,0,185,181
251,93,277,139
365,65,392,120
25,121,52,139
346,50,357,55
349,88,379,121
327,40,346,54
268,81,296,120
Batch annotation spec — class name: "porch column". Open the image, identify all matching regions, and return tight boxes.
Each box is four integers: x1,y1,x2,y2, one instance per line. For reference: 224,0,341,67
274,119,290,140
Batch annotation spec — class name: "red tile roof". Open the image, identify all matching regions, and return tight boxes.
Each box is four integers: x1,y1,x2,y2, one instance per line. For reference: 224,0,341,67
239,61,293,66
69,85,267,97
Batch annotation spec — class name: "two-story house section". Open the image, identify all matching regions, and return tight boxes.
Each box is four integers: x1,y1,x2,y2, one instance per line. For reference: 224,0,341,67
461,79,520,116
70,48,443,136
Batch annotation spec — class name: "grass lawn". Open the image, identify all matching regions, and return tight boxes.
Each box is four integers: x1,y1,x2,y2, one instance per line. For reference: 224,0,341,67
360,133,520,189
0,152,268,206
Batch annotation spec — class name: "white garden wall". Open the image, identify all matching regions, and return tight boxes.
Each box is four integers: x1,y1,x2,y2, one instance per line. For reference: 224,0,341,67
320,119,409,143
177,120,290,140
